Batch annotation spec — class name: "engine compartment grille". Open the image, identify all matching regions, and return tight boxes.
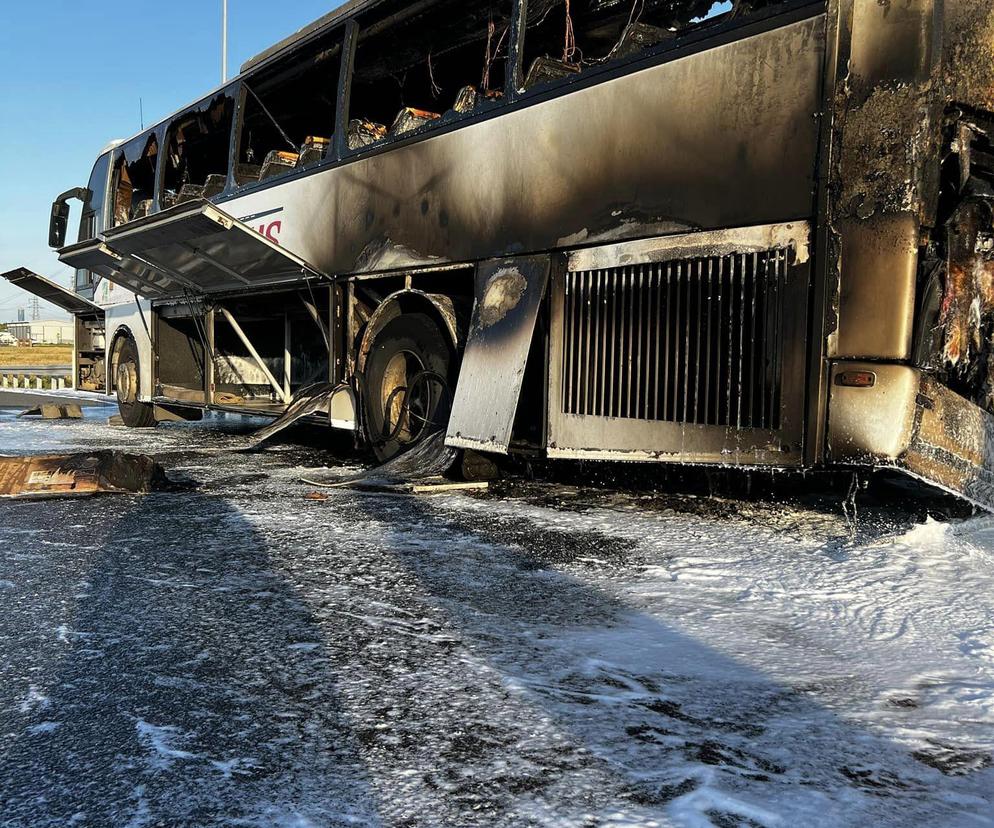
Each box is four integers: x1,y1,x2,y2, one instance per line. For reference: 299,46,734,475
562,249,790,429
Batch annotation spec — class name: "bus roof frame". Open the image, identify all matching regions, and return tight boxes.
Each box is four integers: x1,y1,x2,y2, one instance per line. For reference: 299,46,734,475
240,0,376,75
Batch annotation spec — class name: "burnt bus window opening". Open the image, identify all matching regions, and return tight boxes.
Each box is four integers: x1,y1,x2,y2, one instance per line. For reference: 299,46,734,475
348,0,513,151
112,134,159,226
161,91,235,210
76,153,111,289
236,30,343,188
521,0,790,90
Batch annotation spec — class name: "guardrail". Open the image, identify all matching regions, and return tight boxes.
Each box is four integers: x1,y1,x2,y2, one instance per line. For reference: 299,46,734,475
0,372,71,391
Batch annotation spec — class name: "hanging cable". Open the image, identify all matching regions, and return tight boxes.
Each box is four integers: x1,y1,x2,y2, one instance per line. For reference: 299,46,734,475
483,16,496,92
427,51,442,98
562,0,578,65
182,288,211,382
626,0,646,31
483,19,510,93
243,83,299,153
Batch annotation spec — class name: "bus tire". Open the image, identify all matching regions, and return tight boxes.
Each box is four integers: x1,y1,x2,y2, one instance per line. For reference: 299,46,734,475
362,312,453,462
115,337,157,429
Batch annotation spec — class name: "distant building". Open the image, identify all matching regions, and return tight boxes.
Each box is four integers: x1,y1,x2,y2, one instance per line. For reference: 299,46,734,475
6,320,74,345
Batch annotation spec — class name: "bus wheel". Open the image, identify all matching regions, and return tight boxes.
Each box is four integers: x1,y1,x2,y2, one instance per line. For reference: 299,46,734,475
115,337,157,429
362,313,453,462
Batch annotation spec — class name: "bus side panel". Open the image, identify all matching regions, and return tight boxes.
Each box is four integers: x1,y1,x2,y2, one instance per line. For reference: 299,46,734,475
221,15,827,277
826,0,994,365
828,0,938,363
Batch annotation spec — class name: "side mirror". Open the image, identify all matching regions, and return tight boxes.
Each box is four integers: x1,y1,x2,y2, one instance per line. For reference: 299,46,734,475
48,201,71,249
48,187,92,250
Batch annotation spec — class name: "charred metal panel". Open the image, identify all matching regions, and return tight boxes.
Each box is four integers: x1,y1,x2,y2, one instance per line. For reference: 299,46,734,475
832,214,919,359
827,0,938,362
943,1,994,117
902,375,994,511
0,452,165,500
100,201,326,296
1,268,103,318
826,362,919,461
221,15,826,276
827,361,994,512
826,0,994,362
548,225,810,465
446,256,551,454
833,0,994,234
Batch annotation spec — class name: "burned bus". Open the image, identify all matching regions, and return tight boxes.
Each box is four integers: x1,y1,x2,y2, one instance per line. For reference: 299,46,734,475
6,0,994,507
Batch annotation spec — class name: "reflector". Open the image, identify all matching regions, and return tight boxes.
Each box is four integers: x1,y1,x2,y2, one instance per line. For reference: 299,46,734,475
837,370,877,388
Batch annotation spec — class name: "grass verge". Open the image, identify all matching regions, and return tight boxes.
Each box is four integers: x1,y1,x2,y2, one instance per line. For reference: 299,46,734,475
0,346,73,368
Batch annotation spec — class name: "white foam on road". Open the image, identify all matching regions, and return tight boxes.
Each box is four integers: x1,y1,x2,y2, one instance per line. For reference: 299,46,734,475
0,413,991,826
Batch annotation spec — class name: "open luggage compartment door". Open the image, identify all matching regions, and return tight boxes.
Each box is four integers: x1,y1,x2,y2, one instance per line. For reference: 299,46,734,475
99,200,326,296
57,240,126,283
57,239,183,300
1,268,104,318
446,256,551,454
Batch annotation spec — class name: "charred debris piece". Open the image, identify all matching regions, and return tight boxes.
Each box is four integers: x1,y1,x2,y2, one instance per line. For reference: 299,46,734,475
302,430,491,494
0,451,167,500
18,404,84,420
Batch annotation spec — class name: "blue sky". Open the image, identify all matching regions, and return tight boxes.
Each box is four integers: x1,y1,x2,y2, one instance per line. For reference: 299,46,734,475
0,1,344,321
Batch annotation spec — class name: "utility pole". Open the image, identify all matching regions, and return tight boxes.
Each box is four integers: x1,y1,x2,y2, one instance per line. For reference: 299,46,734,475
29,298,40,322
222,0,229,83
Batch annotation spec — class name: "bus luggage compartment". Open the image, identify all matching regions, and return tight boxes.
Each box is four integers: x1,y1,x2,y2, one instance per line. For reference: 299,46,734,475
93,200,327,297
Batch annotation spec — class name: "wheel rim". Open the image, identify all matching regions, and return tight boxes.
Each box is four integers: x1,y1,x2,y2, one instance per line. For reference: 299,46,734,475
379,350,431,445
117,361,138,405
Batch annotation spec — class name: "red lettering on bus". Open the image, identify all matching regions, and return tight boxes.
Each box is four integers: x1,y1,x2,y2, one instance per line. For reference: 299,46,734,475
257,221,281,244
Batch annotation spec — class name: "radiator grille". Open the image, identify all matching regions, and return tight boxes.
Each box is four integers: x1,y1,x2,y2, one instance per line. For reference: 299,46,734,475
562,249,790,429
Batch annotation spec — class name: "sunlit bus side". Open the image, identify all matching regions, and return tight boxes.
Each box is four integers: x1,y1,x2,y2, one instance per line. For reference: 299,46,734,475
7,0,994,509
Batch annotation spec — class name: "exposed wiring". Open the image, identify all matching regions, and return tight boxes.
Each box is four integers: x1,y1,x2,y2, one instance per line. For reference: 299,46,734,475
563,0,578,64
626,0,646,32
482,17,510,92
427,51,442,98
483,17,497,92
181,288,211,381
243,83,300,154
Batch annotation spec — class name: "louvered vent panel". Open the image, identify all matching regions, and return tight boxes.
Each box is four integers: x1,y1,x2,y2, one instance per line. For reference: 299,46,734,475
561,249,789,429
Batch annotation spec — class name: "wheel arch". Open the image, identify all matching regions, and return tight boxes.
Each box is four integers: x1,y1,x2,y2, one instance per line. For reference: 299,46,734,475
356,289,465,375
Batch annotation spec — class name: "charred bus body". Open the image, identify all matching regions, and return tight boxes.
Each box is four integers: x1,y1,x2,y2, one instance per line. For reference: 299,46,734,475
7,0,994,506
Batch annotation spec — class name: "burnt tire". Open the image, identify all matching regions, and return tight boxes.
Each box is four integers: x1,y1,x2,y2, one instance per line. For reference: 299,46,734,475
115,337,157,429
362,313,453,462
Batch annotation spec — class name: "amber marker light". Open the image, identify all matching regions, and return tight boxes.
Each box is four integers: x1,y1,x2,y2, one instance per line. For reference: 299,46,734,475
836,370,877,388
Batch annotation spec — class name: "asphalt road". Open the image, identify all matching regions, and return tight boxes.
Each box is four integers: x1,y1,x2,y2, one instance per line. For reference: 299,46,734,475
1,411,992,827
